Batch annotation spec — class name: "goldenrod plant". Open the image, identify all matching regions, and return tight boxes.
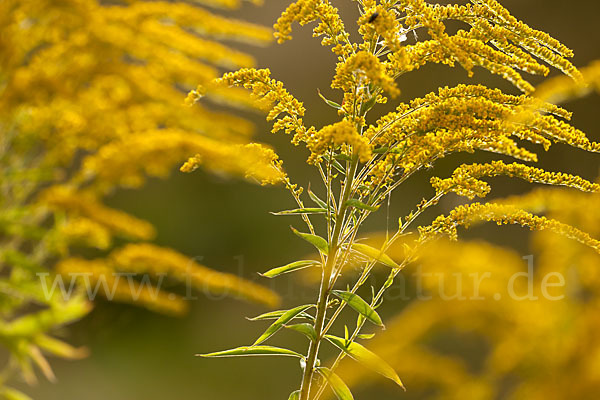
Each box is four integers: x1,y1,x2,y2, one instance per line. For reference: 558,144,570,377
333,67,600,398
189,1,600,399
0,0,280,396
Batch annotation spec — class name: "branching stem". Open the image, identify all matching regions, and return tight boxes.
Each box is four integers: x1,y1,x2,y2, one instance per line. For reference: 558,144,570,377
298,156,359,400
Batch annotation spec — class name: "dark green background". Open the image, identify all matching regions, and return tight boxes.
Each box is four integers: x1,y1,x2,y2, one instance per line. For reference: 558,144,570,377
22,0,600,398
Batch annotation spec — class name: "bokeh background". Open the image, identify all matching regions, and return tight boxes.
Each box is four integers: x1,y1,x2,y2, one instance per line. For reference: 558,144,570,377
17,0,600,398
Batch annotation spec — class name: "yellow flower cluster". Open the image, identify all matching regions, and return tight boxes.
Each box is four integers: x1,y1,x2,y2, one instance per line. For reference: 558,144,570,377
0,0,299,393
56,258,188,315
534,60,600,104
212,68,314,145
1,0,270,167
386,0,580,93
81,129,284,189
190,0,263,9
419,202,600,254
56,217,112,251
55,242,281,314
274,0,353,57
208,68,331,172
39,186,156,241
307,120,372,164
362,82,598,190
113,1,272,44
497,188,600,232
358,2,405,53
367,84,560,147
332,50,400,100
181,142,286,185
431,161,600,199
110,243,281,308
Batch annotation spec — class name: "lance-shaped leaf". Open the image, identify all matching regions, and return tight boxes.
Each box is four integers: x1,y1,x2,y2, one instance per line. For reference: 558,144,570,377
291,227,329,254
253,304,313,345
271,208,327,216
308,185,328,209
357,333,376,340
197,345,303,358
345,199,379,212
334,153,352,161
285,323,317,341
260,260,320,279
351,243,399,269
322,155,346,175
359,94,377,115
331,290,384,327
325,335,405,390
247,309,314,322
316,367,354,400
373,147,389,154
288,390,300,400
317,89,342,110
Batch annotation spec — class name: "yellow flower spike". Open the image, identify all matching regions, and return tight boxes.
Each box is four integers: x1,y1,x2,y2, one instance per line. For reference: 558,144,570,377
307,120,372,164
274,0,353,57
111,2,272,45
534,60,600,104
358,5,405,53
180,141,286,186
109,244,281,308
419,202,600,254
38,186,156,241
431,161,600,200
211,68,317,148
56,217,112,251
56,258,188,316
80,130,285,190
385,0,581,93
332,51,400,99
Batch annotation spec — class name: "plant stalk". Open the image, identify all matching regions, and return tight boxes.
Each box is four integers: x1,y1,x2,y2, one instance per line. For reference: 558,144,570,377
298,157,359,400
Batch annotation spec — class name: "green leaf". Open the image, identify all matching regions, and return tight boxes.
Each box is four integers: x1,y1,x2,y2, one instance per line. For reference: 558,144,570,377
291,227,329,254
247,309,314,322
308,185,328,209
332,290,384,327
345,199,379,212
323,155,346,175
253,305,313,345
197,345,303,358
325,335,404,390
317,89,342,110
359,95,377,115
372,147,389,154
334,153,352,161
288,390,301,400
271,208,327,216
316,367,354,400
260,260,320,279
285,323,317,341
357,333,376,340
351,243,399,269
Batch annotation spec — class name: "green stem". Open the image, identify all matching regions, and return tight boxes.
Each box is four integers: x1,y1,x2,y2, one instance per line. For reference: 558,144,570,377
298,156,359,400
